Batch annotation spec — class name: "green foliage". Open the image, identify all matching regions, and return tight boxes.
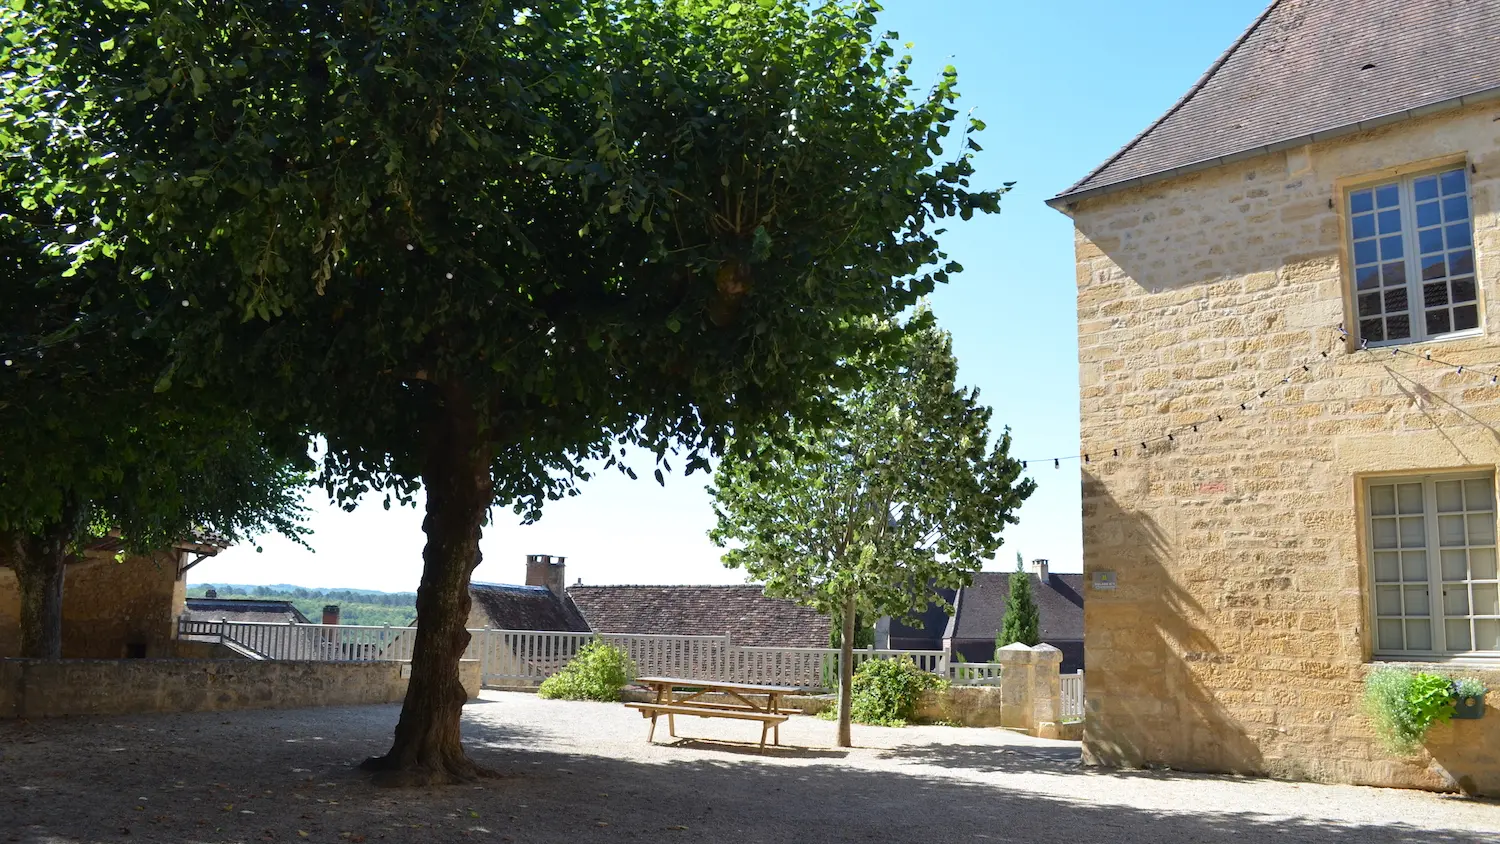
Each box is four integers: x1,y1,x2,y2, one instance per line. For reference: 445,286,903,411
1363,668,1458,754
849,657,946,727
998,554,1040,648
538,641,637,702
186,585,418,627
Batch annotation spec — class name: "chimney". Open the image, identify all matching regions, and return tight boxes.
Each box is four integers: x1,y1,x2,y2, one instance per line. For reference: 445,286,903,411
525,554,567,598
204,587,218,599
322,604,340,625
1031,559,1049,582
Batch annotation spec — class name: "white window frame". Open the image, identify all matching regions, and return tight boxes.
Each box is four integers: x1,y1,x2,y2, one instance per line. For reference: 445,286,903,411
1365,471,1500,661
1345,165,1481,348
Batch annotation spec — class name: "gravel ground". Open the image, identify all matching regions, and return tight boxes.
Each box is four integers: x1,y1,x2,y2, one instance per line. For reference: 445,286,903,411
2,690,1497,843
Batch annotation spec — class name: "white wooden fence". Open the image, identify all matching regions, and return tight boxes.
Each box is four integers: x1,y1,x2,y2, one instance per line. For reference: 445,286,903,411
178,620,990,691
1061,670,1085,720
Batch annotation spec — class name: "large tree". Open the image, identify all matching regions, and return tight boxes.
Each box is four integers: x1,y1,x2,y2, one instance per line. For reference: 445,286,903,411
709,312,1034,747
7,0,1004,782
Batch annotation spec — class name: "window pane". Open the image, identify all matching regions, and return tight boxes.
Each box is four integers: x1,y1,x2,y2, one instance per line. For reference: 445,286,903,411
1359,292,1381,316
1452,277,1476,304
1404,585,1430,615
1445,586,1470,615
1476,619,1500,651
1370,485,1397,516
1377,208,1402,234
1447,619,1472,651
1360,318,1385,342
1443,195,1469,221
1353,214,1376,238
1474,584,1500,616
1400,518,1426,548
1402,550,1427,581
1376,184,1400,208
1436,480,1464,512
1455,306,1479,331
1419,228,1444,254
1463,477,1488,509
1413,176,1438,202
1380,235,1404,260
1397,483,1424,514
1406,619,1433,650
1384,288,1408,313
1446,223,1472,249
1424,282,1449,308
1375,551,1401,581
1441,549,1469,580
1381,262,1405,287
1422,255,1446,280
1440,514,1467,546
1378,619,1405,650
1355,240,1378,264
1351,189,1375,213
1471,548,1498,580
1427,309,1452,336
1440,168,1466,196
1416,201,1441,228
1377,585,1403,614
1451,250,1474,276
1356,265,1381,289
1468,514,1495,546
1386,314,1410,339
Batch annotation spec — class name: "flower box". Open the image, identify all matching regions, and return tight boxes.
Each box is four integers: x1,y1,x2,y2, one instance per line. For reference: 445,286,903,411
1453,690,1486,720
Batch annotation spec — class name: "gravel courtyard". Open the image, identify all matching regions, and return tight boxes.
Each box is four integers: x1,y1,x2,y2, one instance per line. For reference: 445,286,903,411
2,690,1497,843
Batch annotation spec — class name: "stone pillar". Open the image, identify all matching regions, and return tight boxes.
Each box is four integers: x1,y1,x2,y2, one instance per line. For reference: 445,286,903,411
1031,643,1064,739
993,642,1036,732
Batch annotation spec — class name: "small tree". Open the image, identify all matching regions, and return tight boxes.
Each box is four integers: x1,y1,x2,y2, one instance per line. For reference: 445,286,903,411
711,312,1034,747
997,552,1040,649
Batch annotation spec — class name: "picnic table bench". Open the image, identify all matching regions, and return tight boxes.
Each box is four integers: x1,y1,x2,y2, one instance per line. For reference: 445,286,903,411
625,677,802,752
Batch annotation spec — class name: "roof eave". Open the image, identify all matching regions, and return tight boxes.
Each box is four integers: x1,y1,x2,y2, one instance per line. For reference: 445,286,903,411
1046,85,1500,213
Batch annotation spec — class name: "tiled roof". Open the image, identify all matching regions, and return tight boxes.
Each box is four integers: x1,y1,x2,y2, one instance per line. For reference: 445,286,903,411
469,583,589,632
887,587,956,651
949,572,1084,645
1053,0,1500,204
566,585,830,647
183,597,309,624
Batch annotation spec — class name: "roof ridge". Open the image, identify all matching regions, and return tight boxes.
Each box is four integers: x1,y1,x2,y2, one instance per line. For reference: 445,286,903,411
1051,0,1285,203
566,583,761,589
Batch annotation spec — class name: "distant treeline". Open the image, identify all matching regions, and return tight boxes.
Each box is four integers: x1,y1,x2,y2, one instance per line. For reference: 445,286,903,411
187,584,418,627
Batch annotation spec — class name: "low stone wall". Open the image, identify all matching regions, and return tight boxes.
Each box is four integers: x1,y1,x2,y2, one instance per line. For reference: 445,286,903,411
0,658,482,719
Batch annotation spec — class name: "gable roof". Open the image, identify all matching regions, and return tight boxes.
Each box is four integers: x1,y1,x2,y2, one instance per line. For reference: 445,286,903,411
566,585,830,648
469,583,589,632
183,597,309,624
1051,0,1500,207
949,572,1084,644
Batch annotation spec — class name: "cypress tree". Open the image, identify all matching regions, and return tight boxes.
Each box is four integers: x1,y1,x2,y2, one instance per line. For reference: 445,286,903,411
997,552,1041,648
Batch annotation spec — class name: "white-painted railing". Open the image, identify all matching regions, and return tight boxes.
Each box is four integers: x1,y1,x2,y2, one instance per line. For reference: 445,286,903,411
1061,670,1084,720
179,620,985,691
948,662,1004,686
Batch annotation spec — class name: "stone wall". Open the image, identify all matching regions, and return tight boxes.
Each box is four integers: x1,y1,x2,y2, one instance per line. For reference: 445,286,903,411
0,658,482,719
1067,99,1500,794
0,549,185,659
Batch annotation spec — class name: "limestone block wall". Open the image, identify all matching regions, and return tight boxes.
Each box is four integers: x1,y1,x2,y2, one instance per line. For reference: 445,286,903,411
0,549,185,659
0,658,483,719
1068,99,1500,795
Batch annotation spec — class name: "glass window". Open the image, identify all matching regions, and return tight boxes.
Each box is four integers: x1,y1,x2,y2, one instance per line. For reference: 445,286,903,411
1369,473,1500,657
1348,167,1479,346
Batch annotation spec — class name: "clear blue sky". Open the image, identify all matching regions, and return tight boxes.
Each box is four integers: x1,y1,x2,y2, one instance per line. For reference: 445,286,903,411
191,0,1269,593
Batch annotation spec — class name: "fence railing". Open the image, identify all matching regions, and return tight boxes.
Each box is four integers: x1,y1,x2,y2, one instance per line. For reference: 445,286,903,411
178,620,989,692
1061,670,1085,720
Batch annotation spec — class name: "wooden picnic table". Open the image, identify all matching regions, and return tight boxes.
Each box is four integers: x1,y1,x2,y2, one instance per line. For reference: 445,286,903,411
625,676,803,751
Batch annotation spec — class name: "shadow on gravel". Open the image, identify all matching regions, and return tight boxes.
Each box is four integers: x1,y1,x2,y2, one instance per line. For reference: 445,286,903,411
666,738,850,759
2,711,1495,844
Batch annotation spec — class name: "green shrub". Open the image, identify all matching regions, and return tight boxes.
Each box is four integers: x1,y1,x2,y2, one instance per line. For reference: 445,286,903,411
849,657,946,727
538,641,636,702
1363,668,1457,754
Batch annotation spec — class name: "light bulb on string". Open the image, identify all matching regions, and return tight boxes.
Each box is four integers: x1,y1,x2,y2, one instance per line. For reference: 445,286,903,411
1054,458,1060,469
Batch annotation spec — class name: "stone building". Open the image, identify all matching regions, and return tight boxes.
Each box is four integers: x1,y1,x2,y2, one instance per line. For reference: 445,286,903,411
1050,0,1500,795
0,536,223,659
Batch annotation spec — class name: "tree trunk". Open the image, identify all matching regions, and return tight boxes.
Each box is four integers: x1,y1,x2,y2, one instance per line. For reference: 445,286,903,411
836,592,856,748
362,382,495,787
4,519,74,660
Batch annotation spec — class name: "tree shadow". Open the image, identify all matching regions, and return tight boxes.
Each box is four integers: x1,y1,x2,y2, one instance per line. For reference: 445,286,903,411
665,737,850,759
1082,471,1269,776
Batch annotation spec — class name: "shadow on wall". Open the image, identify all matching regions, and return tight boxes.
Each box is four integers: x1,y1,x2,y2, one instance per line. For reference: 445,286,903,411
1082,469,1267,777
0,706,1491,844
